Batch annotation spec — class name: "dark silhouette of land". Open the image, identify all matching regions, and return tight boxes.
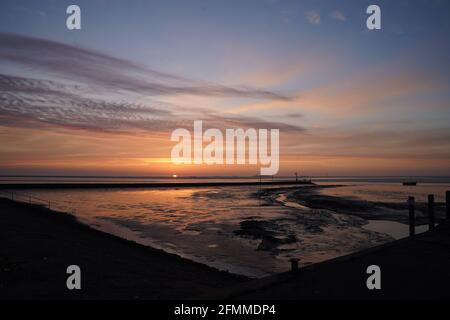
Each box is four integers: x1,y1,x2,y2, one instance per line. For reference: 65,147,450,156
0,198,246,299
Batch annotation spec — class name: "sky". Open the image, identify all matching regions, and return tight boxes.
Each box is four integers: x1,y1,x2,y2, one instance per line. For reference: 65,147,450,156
0,0,449,177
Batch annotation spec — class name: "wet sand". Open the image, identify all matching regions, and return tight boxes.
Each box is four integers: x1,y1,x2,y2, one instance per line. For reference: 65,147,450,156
0,198,246,299
267,185,447,224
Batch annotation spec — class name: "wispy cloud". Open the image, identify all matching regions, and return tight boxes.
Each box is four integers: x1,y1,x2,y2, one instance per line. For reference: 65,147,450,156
305,10,321,25
0,33,303,135
0,73,303,134
228,61,446,117
330,10,346,22
0,33,292,101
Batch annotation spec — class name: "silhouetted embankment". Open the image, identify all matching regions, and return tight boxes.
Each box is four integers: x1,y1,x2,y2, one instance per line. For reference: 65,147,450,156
0,198,247,299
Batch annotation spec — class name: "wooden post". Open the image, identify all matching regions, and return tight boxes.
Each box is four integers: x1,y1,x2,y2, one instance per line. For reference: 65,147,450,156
428,194,435,230
446,191,450,220
408,196,415,236
259,174,262,200
290,258,300,272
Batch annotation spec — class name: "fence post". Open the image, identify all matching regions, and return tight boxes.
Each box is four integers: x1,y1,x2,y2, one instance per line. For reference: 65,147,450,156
428,194,435,230
290,258,300,273
446,191,450,220
408,196,415,236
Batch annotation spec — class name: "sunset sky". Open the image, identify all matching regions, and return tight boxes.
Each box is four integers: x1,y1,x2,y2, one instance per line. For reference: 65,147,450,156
1,0,450,176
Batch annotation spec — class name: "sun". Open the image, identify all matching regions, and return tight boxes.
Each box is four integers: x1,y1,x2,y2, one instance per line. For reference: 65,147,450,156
172,174,177,178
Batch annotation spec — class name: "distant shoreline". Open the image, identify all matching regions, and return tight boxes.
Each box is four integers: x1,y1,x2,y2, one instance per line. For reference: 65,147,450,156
0,180,313,190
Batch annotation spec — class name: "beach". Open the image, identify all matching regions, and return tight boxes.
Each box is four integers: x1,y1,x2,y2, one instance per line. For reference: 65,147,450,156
0,198,246,299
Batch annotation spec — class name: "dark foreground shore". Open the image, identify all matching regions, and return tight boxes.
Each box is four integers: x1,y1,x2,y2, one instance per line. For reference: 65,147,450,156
0,198,246,299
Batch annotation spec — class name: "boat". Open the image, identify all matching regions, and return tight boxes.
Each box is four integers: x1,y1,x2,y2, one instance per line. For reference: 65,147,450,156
402,181,417,186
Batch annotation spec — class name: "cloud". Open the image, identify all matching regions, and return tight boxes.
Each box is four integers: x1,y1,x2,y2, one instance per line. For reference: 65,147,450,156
305,10,321,25
330,10,346,22
298,67,446,115
228,61,447,117
283,112,303,119
0,33,291,101
280,9,296,24
287,124,450,161
238,63,310,87
0,73,303,134
0,33,303,136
